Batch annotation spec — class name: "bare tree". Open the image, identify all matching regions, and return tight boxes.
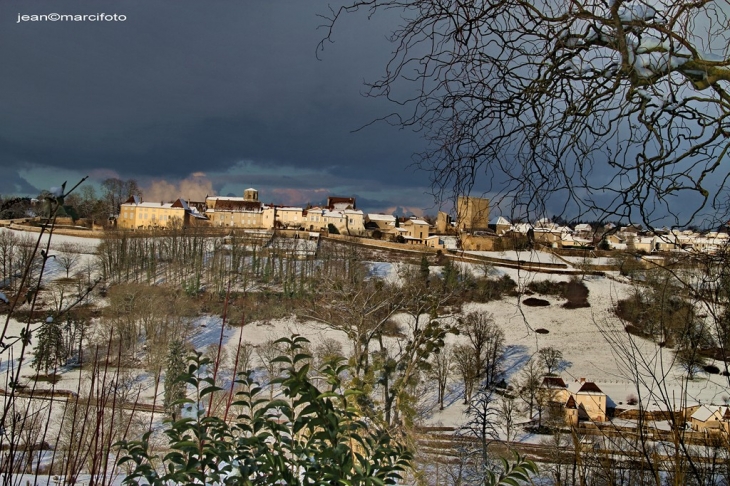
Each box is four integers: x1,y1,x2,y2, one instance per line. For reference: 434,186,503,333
459,311,505,387
56,366,144,484
429,344,451,411
534,383,554,430
102,178,142,218
64,184,103,221
56,242,81,278
322,0,730,226
101,284,145,357
518,357,542,422
539,429,574,486
5,398,45,473
313,337,344,370
538,347,565,376
257,337,285,400
14,233,41,290
47,280,73,314
675,319,711,380
461,384,500,477
598,303,727,486
231,340,256,376
452,343,478,405
79,255,97,288
376,268,458,427
498,393,518,446
204,343,229,374
304,264,404,382
0,231,17,288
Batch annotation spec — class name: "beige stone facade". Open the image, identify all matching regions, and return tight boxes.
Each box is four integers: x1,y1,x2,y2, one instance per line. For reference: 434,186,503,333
573,382,608,422
304,208,365,235
539,377,609,425
435,211,452,234
118,198,192,229
402,218,430,243
460,234,497,251
690,405,730,433
366,213,397,233
424,235,444,249
264,206,305,229
457,196,490,232
206,189,265,229
494,216,511,236
208,209,264,228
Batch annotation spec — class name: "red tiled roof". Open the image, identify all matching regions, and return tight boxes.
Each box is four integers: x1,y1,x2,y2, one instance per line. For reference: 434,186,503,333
577,382,604,394
541,376,567,388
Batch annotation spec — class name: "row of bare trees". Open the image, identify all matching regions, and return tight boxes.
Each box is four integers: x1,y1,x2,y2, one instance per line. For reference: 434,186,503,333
0,231,41,291
97,227,209,285
97,230,330,295
1,177,141,224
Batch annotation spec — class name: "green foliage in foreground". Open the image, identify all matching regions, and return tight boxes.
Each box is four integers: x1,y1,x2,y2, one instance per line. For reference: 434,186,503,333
117,334,537,485
117,335,412,485
487,453,539,486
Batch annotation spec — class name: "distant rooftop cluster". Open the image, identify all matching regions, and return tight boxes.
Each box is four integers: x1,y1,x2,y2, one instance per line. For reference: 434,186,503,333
115,191,730,254
481,217,730,254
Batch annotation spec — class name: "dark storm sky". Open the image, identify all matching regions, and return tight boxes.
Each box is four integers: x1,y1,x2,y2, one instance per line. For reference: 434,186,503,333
0,1,439,214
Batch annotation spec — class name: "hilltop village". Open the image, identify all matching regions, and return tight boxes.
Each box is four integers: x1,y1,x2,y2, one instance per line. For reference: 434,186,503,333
3,187,728,254
110,189,730,254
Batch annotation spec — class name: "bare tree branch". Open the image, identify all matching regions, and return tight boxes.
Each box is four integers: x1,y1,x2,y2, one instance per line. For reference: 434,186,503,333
323,0,730,227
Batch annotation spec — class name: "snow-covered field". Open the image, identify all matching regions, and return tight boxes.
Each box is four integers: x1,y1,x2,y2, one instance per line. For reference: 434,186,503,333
0,227,100,283
212,264,729,424
1,227,728,479
0,227,101,250
2,229,725,416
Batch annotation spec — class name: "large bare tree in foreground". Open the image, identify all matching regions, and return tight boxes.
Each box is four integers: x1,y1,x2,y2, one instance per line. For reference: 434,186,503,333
321,3,730,483
322,0,730,226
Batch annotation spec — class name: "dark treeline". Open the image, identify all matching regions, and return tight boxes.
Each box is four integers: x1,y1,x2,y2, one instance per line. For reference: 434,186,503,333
0,177,142,224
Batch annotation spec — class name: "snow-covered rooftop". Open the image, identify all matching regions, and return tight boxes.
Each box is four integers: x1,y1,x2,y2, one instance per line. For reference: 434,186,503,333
122,201,177,209
273,206,304,212
691,405,729,423
208,196,246,202
493,216,511,225
367,213,396,222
